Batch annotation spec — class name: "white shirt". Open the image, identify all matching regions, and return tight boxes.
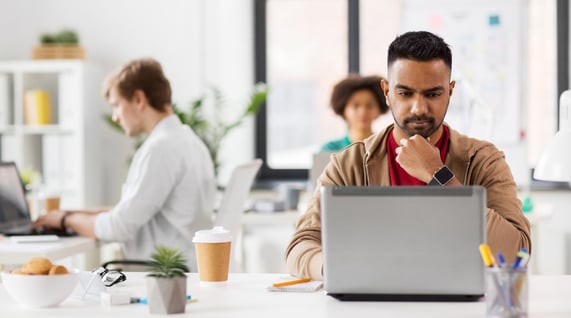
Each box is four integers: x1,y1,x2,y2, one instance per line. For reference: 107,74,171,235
95,114,215,270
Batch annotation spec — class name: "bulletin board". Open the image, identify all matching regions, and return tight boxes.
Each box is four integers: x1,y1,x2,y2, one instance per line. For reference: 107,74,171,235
402,0,528,145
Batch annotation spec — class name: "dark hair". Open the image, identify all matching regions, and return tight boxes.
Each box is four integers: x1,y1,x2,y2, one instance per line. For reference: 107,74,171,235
103,58,172,112
330,75,388,117
387,31,452,70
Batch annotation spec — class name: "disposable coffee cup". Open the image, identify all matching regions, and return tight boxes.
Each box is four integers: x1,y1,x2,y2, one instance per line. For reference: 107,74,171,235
38,188,61,214
44,196,60,213
192,226,232,286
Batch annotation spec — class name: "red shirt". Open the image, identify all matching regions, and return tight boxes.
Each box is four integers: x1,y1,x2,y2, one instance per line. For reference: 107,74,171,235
387,126,450,185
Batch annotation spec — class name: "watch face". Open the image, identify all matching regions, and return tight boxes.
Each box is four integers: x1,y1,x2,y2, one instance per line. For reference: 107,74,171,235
434,166,454,185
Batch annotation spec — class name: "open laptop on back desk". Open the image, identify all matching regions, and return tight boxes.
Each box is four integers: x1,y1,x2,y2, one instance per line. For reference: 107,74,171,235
0,162,73,237
321,186,486,301
308,152,332,192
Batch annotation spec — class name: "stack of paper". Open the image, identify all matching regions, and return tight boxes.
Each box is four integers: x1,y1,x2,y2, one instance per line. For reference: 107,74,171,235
267,278,323,292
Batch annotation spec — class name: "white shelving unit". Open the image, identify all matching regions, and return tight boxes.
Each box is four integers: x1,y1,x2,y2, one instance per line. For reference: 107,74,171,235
0,60,104,209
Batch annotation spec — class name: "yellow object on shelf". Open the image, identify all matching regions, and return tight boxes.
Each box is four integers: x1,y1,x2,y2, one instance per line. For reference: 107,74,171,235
24,90,52,125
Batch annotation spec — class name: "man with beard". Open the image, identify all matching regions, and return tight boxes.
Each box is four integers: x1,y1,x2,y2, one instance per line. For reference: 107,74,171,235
285,31,531,280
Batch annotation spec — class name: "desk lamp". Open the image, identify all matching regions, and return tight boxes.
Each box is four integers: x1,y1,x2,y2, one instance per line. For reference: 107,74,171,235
534,90,571,182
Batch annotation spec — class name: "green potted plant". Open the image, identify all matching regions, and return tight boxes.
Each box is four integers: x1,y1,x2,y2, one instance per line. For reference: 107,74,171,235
33,28,85,59
19,166,41,193
146,246,188,314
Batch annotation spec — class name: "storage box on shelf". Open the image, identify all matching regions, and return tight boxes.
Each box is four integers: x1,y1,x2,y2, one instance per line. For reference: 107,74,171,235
32,45,86,60
0,60,104,210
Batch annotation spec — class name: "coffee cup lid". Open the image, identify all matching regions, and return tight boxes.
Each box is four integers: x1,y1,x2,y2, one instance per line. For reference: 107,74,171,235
192,226,232,243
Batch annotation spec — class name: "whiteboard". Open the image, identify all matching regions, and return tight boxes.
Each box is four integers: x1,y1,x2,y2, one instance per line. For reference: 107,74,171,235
402,0,527,145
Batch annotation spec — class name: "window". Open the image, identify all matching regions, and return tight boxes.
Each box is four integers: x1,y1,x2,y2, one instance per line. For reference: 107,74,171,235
255,0,352,179
255,0,559,182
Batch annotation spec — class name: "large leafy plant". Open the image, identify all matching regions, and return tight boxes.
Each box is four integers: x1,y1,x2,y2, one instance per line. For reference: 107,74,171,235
175,83,267,175
147,246,187,278
103,83,267,176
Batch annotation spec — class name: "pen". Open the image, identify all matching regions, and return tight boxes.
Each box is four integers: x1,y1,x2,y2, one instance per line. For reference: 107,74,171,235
513,249,529,270
518,252,530,268
272,277,311,288
479,244,496,267
510,249,529,310
497,252,507,268
134,294,192,304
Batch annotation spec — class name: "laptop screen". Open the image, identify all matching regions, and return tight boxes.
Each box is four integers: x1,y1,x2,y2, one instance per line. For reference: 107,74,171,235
0,162,32,232
308,152,332,192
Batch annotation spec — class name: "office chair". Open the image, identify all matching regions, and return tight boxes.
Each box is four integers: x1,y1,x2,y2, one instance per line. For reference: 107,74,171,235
215,159,263,272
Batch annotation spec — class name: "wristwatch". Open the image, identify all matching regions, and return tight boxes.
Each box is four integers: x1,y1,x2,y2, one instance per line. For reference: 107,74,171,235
428,166,455,186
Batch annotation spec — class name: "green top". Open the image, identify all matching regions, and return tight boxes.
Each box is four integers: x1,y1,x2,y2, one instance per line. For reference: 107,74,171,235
320,135,351,152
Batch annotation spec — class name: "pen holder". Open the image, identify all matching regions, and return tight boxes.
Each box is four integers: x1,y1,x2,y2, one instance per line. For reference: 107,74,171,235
485,267,528,318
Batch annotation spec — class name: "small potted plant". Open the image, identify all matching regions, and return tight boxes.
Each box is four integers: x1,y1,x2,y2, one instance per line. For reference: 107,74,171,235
32,29,86,59
146,246,188,314
19,166,41,193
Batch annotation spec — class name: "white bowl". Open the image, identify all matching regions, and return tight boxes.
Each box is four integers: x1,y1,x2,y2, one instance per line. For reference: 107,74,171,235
1,271,79,308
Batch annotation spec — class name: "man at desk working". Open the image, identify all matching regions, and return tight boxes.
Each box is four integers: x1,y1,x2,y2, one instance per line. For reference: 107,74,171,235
286,31,531,280
33,58,215,269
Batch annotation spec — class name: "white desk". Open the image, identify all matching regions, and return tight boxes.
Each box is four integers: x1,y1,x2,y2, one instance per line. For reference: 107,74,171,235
1,273,570,317
0,236,96,265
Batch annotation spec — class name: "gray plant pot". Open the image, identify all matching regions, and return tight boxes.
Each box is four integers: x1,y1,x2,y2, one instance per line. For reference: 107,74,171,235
146,276,187,314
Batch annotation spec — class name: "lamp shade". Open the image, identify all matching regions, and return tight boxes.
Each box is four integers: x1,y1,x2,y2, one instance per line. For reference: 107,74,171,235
533,90,571,182
534,129,571,181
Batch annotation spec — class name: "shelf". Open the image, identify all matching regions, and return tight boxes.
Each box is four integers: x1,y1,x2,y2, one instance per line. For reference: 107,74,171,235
0,59,104,210
0,60,83,74
0,125,73,135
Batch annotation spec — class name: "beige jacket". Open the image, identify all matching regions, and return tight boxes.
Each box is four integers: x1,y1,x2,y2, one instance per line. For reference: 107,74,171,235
286,124,531,280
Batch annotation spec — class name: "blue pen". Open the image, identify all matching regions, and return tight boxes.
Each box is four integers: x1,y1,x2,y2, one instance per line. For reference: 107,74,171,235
512,248,529,269
497,252,507,268
519,253,530,268
513,251,530,270
135,294,191,304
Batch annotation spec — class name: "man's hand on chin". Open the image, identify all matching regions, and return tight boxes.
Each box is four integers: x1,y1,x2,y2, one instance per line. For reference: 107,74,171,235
395,134,443,183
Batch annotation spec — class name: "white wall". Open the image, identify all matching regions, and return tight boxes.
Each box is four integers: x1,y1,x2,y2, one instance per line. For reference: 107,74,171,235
0,0,204,102
0,0,255,202
202,0,257,185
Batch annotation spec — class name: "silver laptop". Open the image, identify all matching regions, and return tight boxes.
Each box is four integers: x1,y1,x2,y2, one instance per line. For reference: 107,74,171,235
0,162,72,236
321,186,486,301
308,152,332,192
